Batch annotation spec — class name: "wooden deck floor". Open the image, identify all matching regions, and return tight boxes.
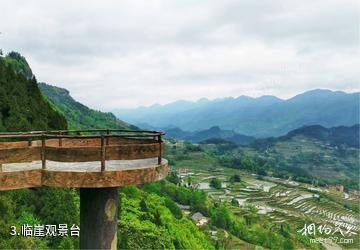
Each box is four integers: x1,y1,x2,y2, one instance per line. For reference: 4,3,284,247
2,158,159,172
0,158,169,190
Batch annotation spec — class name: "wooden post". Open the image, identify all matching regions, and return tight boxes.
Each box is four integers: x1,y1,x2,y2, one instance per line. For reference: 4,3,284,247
0,163,2,172
80,188,119,250
59,131,63,147
106,129,110,146
41,135,46,170
101,135,106,171
28,138,32,147
158,135,162,165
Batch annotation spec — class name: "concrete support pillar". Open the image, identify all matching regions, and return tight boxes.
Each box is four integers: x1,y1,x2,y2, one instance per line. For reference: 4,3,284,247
80,187,119,249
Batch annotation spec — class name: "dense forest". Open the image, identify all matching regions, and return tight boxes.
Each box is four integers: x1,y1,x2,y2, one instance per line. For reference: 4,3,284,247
0,53,67,132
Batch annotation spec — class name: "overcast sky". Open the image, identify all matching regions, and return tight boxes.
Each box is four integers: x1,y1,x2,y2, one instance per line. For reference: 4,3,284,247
0,0,359,110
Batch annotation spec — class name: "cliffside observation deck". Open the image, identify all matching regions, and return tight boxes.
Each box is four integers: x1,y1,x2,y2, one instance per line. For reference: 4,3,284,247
0,129,168,190
0,129,169,249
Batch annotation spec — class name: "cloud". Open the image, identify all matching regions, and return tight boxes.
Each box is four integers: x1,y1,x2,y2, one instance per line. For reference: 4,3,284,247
0,0,358,110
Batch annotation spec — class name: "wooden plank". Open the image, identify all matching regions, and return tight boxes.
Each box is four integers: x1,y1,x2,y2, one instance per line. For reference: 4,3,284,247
46,146,101,162
0,169,42,190
0,160,168,190
0,137,157,148
101,135,106,171
0,147,41,164
106,143,164,160
41,136,46,169
0,140,163,163
45,143,164,162
0,142,164,164
42,160,169,188
0,141,30,149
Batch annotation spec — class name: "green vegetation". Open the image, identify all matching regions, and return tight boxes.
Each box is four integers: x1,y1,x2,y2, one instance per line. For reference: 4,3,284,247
0,54,67,132
2,52,33,78
165,141,359,249
210,178,222,189
118,185,213,249
193,132,359,190
142,180,324,249
229,174,241,183
38,83,136,130
245,135,359,190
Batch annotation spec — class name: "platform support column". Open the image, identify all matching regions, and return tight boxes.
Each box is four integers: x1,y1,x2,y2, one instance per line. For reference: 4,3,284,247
158,135,162,165
80,187,119,250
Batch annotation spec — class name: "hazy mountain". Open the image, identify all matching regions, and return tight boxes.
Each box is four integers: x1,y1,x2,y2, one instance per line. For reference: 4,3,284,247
39,83,136,130
252,124,359,149
113,89,359,137
284,124,359,148
164,126,255,145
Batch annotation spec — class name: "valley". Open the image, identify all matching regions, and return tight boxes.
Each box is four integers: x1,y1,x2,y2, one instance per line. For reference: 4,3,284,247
166,141,360,249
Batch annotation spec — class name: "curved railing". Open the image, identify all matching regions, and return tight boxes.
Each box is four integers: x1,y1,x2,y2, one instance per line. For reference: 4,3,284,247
0,129,169,189
0,129,165,171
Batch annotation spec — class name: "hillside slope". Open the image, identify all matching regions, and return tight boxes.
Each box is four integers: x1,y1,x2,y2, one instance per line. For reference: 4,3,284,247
0,53,67,132
285,124,359,148
114,89,359,137
39,83,136,130
245,124,360,188
164,126,255,145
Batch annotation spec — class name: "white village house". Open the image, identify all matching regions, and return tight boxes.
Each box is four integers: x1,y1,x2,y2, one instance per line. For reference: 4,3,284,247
191,212,208,226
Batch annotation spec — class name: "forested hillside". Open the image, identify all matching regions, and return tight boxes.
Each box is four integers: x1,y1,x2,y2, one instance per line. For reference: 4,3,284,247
0,53,67,132
194,124,359,190
38,83,135,130
284,124,359,148
0,52,73,248
165,141,359,249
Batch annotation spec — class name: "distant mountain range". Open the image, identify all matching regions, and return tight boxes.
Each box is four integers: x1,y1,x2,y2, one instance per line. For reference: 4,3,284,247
163,123,359,148
113,89,359,137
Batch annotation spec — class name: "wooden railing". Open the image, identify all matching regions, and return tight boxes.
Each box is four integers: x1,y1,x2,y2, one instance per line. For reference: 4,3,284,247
0,129,165,172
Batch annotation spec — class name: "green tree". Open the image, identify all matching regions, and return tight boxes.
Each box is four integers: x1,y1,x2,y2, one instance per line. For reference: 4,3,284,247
229,174,241,183
210,178,222,189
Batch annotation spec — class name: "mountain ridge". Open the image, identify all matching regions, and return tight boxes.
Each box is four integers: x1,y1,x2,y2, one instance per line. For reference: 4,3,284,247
113,89,359,137
39,83,136,130
164,126,255,145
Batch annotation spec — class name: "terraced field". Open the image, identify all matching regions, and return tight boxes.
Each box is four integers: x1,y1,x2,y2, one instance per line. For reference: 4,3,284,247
176,166,359,249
